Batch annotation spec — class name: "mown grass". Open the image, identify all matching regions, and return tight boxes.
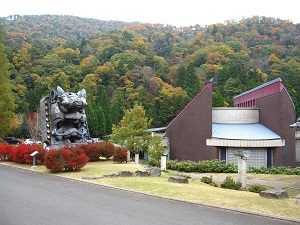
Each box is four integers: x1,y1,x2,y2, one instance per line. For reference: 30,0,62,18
1,161,300,220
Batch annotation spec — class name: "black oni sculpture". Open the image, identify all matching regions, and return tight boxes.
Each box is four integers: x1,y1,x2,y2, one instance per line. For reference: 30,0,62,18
40,86,90,149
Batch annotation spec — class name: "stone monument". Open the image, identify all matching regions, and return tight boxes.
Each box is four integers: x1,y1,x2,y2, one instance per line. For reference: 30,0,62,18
233,149,250,189
40,86,90,149
290,117,300,165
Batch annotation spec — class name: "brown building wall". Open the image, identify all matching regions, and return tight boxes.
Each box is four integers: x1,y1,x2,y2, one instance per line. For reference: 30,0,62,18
166,83,218,161
256,89,296,167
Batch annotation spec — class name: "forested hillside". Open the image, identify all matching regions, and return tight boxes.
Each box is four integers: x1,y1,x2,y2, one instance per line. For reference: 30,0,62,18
1,15,299,138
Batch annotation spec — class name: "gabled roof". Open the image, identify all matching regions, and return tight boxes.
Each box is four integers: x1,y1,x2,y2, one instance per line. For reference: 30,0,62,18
167,82,213,129
233,78,282,99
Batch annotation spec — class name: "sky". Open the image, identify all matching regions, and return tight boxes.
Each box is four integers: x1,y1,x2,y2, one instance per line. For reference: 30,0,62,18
1,0,300,27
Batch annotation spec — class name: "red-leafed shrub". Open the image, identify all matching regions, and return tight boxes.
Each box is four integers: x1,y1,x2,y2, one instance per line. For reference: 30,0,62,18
113,147,128,163
11,145,25,163
44,146,88,172
99,142,115,159
66,146,88,171
12,144,44,164
80,143,101,161
44,149,70,172
0,144,15,161
81,142,115,161
22,144,45,164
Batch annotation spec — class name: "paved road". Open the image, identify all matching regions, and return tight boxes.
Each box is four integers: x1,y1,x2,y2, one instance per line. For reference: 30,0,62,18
0,165,298,225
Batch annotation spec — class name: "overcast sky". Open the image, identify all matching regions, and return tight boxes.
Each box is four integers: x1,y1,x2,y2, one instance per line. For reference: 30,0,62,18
1,0,299,27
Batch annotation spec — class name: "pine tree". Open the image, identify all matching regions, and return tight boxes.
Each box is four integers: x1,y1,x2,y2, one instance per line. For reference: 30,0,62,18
0,29,14,137
176,65,200,97
185,64,200,97
111,89,125,126
86,104,99,137
98,86,112,134
95,105,106,137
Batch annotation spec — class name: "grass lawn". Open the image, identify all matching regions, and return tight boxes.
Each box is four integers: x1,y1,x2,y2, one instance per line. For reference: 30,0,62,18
1,160,299,221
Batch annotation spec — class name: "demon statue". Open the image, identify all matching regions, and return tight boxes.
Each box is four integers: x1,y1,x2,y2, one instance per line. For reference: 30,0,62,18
40,86,90,149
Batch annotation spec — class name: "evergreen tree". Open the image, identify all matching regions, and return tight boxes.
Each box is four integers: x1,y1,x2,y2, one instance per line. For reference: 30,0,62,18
185,64,200,97
111,88,125,126
86,104,99,137
176,65,200,97
98,86,112,134
95,105,106,137
0,29,14,137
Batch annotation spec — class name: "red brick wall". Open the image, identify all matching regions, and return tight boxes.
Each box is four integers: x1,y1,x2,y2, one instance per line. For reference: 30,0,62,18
257,89,296,167
166,83,218,161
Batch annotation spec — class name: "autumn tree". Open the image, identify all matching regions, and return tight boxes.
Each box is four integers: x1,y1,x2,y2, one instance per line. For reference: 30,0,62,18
110,104,151,156
24,112,41,139
0,29,15,136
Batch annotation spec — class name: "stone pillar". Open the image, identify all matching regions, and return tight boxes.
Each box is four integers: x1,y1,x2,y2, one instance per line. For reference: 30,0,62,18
135,153,139,164
127,150,131,162
237,157,247,189
161,155,167,170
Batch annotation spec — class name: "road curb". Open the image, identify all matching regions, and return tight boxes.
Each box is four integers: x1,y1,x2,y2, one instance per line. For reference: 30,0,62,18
1,162,300,224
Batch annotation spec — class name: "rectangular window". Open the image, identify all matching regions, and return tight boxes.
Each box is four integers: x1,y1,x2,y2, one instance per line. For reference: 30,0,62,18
220,147,226,161
267,148,273,168
226,148,267,168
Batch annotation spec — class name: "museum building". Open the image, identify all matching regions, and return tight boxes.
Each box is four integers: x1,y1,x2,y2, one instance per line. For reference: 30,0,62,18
166,78,296,167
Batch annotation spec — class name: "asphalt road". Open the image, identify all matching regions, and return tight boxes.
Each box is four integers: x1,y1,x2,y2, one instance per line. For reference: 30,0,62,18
0,165,298,225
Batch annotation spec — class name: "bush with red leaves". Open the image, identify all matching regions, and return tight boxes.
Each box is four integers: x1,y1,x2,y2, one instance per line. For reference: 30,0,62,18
66,146,89,171
0,144,15,161
80,143,101,161
113,147,128,163
99,142,115,159
81,142,115,161
11,144,44,164
44,146,88,173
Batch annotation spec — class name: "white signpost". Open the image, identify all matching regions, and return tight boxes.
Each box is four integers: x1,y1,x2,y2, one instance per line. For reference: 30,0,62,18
30,151,39,168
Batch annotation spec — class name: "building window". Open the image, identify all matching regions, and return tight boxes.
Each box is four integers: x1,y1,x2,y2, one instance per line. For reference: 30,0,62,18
226,148,267,168
220,147,226,161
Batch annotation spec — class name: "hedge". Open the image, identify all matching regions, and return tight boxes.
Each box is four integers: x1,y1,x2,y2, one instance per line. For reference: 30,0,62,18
81,142,115,161
0,143,45,164
44,146,88,172
167,160,238,173
248,166,300,175
0,144,14,161
166,160,300,175
113,147,128,163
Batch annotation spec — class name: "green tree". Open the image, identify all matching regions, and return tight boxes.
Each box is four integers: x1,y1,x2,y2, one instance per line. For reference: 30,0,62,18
0,30,15,136
212,91,225,107
148,134,165,166
176,64,200,97
86,104,99,137
95,105,106,137
97,86,112,134
111,88,125,125
110,104,151,155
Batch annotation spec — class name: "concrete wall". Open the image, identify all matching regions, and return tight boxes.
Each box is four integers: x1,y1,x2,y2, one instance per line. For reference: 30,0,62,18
166,82,218,161
212,108,259,124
